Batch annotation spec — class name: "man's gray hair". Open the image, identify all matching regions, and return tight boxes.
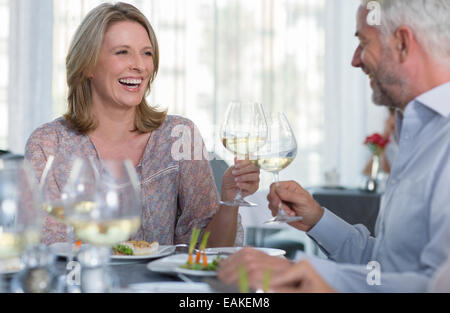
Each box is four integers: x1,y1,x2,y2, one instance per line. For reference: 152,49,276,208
361,0,450,61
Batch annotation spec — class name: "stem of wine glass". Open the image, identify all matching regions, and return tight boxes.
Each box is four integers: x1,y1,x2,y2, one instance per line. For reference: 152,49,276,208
233,154,248,201
272,171,287,217
273,172,280,186
66,225,76,264
234,188,244,201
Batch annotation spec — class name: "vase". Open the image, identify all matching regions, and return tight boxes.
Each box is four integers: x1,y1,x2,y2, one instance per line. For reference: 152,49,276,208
364,154,380,192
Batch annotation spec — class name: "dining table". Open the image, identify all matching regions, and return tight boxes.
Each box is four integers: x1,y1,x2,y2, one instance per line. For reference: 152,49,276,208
2,244,288,294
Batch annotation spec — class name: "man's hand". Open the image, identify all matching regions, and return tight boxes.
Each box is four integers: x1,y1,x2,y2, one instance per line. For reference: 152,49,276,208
217,247,293,291
267,181,324,232
271,260,336,293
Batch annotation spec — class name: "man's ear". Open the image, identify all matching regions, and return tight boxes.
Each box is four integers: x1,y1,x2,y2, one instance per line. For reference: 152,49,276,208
393,26,414,63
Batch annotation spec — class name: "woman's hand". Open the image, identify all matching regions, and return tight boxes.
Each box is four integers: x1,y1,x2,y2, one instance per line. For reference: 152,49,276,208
221,158,260,203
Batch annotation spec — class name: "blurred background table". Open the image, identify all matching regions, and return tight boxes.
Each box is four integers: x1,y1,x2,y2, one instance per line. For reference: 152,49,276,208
310,187,382,236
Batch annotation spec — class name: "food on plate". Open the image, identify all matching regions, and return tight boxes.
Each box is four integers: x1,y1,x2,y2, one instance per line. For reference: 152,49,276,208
195,231,210,265
187,228,201,265
113,244,133,255
181,228,220,271
113,240,159,256
74,240,82,251
180,255,221,271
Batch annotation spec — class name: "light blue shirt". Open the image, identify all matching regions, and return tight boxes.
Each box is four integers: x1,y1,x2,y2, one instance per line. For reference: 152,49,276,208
304,82,450,292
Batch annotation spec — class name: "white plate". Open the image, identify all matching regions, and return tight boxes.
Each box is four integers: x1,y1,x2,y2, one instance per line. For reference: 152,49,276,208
111,245,175,260
49,242,89,258
147,247,285,276
49,242,176,260
204,247,286,257
125,282,213,293
147,253,219,276
175,266,217,277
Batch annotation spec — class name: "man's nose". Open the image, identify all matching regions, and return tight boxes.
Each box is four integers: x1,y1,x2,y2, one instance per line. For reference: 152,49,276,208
351,45,362,68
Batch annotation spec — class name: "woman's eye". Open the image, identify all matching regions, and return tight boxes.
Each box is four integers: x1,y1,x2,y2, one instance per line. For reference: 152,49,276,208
116,50,127,55
145,51,153,57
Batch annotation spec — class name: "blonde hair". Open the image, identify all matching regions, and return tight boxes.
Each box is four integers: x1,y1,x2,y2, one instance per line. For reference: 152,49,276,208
64,2,167,134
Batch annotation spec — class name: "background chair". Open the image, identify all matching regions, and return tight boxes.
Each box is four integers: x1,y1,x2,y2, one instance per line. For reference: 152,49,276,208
0,150,24,161
209,155,229,197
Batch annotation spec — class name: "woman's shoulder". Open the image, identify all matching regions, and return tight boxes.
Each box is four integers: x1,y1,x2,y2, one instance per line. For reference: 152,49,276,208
25,118,84,156
155,115,200,138
27,118,74,143
162,115,197,129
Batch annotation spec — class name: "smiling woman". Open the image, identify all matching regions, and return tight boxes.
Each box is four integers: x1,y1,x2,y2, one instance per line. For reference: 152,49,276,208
24,2,261,248
88,21,157,129
64,3,165,135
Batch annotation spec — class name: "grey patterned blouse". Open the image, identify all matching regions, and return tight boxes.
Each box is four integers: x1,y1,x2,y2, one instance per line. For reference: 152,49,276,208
25,115,243,246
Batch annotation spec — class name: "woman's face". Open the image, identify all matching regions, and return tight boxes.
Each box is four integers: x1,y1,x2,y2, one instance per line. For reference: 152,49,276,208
90,20,154,110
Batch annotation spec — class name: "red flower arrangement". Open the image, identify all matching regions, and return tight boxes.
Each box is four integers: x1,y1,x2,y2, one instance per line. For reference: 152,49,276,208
364,133,390,156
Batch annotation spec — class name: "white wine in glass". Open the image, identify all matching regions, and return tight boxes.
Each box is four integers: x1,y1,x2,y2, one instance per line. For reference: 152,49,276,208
251,152,296,174
65,158,141,292
252,112,303,223
222,136,267,156
65,158,142,246
67,216,141,246
220,101,268,207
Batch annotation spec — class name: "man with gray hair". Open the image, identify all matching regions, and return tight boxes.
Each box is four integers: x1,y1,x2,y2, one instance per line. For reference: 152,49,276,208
218,0,450,292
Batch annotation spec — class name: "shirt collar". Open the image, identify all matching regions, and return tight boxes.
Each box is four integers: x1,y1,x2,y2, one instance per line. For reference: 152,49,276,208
394,81,450,139
415,81,450,118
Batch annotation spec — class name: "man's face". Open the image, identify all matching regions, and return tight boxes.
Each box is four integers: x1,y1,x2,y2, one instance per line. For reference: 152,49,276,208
351,7,409,109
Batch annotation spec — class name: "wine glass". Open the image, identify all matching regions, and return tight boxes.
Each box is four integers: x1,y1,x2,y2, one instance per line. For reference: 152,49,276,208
220,101,268,207
65,158,141,292
0,160,43,291
252,112,303,224
40,155,82,263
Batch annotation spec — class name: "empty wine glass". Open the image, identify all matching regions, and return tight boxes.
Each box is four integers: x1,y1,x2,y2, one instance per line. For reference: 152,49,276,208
0,160,43,291
252,113,303,224
220,101,267,207
65,158,141,292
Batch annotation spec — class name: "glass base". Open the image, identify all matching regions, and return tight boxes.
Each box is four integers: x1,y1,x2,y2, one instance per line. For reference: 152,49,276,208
77,246,119,293
264,215,303,224
220,199,258,207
